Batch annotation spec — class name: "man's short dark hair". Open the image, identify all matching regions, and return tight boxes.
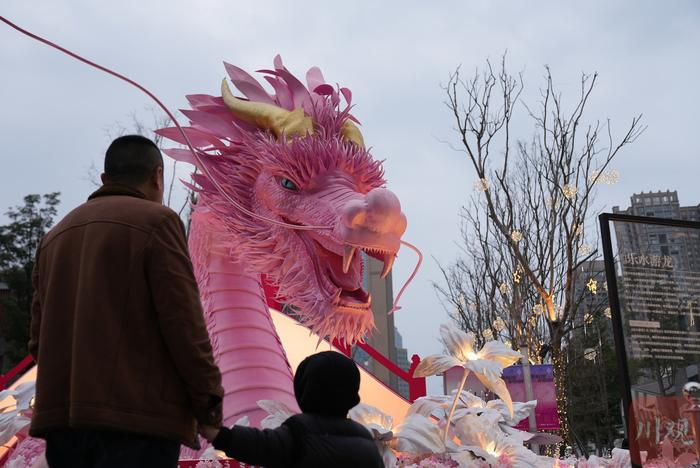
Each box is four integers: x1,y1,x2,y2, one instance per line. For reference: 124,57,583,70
104,135,164,186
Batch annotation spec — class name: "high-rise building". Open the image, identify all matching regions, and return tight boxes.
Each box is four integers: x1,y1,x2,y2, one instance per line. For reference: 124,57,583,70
394,328,410,399
353,253,413,396
613,190,700,271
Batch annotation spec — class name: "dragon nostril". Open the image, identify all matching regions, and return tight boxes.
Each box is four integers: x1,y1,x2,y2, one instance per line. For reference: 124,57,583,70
342,200,367,229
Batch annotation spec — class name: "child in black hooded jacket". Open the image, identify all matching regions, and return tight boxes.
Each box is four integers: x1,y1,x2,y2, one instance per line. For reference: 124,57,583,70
200,351,384,468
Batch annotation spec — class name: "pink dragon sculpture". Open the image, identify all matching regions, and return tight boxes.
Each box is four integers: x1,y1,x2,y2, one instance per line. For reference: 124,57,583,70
157,55,407,429
2,55,407,466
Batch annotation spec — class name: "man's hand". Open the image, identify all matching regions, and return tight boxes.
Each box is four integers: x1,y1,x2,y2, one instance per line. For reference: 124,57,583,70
199,425,221,442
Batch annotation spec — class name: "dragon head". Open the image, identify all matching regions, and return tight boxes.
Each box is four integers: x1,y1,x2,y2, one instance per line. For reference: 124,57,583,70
158,56,407,343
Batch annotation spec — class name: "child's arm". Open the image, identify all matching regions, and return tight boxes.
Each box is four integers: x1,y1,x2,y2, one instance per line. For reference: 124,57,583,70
212,425,297,467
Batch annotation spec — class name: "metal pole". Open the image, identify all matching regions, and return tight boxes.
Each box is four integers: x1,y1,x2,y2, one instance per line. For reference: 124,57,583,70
521,345,539,454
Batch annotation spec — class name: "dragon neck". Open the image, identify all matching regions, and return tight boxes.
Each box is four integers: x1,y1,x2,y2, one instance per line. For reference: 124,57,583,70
188,211,299,427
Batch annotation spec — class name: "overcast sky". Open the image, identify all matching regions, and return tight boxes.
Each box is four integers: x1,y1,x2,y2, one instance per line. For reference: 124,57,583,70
2,1,699,392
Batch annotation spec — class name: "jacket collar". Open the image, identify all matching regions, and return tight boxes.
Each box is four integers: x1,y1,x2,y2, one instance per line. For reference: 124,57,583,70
88,183,148,201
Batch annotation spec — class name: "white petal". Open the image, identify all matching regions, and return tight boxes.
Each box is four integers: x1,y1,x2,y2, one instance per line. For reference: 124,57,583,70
406,395,451,418
394,414,448,454
439,324,474,361
453,413,502,446
473,372,514,417
13,381,36,412
232,415,250,427
478,341,523,367
413,354,462,377
257,399,297,429
464,358,503,382
508,400,537,426
454,390,487,409
0,411,30,446
485,399,535,425
348,403,393,432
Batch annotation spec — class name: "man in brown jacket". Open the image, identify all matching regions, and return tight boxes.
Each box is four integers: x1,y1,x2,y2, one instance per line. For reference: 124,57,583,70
28,135,223,467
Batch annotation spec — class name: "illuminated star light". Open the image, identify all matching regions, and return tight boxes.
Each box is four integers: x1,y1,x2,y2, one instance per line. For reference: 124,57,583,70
586,278,598,295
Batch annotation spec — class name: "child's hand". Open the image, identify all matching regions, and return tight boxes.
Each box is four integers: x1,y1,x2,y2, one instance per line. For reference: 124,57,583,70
199,425,221,442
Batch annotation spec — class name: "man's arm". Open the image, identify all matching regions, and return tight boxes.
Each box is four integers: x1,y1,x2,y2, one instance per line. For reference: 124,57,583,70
146,211,224,426
28,244,42,362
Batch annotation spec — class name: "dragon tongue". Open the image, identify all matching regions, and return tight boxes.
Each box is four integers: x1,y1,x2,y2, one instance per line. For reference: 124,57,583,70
380,253,396,278
343,245,357,273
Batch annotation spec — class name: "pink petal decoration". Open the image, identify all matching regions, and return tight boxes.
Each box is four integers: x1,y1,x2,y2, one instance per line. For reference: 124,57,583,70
264,75,294,110
224,62,275,104
272,54,285,71
313,84,335,96
306,66,326,91
162,148,198,166
180,109,244,141
154,127,224,149
185,94,223,109
340,87,352,105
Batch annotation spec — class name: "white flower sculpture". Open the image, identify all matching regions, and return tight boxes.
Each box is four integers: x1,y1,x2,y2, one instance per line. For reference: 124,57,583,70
348,403,396,467
413,324,522,442
0,381,35,446
257,400,295,429
454,414,540,467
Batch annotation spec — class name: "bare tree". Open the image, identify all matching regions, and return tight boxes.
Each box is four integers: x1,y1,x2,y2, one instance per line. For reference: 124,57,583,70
436,55,644,445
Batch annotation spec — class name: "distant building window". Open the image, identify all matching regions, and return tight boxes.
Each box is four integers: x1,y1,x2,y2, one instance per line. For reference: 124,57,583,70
653,197,660,205
647,211,654,216
663,196,668,202
644,198,652,206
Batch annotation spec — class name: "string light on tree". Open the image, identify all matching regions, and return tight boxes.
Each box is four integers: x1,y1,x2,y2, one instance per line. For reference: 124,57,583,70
579,244,593,256
483,328,494,341
533,304,545,316
546,197,560,209
499,282,509,295
589,169,620,185
584,348,597,361
604,307,612,319
474,178,489,192
457,293,466,307
584,312,594,325
493,317,506,332
562,184,578,200
510,230,523,243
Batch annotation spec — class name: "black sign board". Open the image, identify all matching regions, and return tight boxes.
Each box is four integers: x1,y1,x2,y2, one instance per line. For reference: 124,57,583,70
600,213,700,467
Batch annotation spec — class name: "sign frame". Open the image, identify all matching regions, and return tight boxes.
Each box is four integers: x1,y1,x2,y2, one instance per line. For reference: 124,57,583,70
599,212,700,467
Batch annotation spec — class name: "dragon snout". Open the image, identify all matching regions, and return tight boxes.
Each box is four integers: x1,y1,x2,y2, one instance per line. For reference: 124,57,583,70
340,188,407,277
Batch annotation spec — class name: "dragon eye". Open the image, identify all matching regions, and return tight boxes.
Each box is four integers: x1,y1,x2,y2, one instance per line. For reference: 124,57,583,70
279,178,299,191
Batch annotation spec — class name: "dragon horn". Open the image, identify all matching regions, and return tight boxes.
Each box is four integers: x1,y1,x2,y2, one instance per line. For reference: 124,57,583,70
221,79,313,139
340,120,365,148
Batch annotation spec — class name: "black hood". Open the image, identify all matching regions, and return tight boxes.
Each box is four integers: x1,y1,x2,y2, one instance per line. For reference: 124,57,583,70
293,351,361,418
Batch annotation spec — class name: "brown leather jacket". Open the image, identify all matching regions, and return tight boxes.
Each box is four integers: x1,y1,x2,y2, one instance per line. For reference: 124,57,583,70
28,184,223,448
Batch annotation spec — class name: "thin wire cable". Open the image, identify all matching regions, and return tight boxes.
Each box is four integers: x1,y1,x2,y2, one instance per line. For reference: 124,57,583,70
389,240,424,315
0,16,425,304
0,15,332,231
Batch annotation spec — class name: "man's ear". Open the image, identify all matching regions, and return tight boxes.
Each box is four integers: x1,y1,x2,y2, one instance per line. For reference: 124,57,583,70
152,165,164,189
100,173,108,184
